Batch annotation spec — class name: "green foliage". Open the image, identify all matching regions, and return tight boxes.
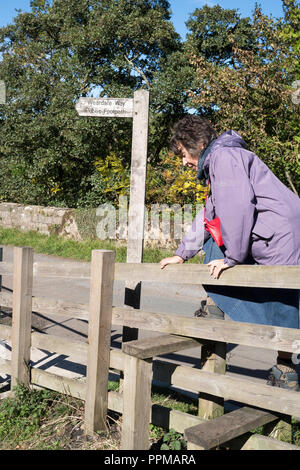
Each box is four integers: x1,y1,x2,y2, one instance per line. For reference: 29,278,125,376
186,4,257,66
0,1,299,208
188,6,300,194
0,0,181,207
0,384,57,446
160,428,187,451
280,0,300,77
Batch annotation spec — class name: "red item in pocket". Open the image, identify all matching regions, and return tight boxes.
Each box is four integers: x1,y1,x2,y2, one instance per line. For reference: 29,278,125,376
204,183,224,247
204,216,224,247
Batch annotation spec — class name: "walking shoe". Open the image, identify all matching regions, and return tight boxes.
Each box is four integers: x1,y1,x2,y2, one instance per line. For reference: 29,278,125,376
194,299,208,318
267,364,300,392
194,297,224,320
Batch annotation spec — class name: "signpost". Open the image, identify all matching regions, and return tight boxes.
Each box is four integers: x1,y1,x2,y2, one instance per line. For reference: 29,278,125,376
75,97,134,118
76,90,150,342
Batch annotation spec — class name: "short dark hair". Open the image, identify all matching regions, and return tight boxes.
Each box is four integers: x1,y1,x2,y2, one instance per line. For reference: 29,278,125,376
170,115,217,157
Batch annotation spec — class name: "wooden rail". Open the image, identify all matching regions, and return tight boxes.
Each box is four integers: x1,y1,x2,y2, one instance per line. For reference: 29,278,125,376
1,260,300,289
0,247,299,451
2,291,300,354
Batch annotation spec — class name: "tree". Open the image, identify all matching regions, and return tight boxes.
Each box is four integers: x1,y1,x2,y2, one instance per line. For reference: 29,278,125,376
0,0,181,207
187,6,300,194
185,4,257,66
280,0,300,78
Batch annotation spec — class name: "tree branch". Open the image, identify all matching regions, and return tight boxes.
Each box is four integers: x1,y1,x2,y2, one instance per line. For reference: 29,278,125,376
285,169,299,196
124,55,151,90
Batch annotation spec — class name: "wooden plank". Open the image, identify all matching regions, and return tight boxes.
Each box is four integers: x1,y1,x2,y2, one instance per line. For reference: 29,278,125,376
241,434,300,450
0,262,13,276
121,355,152,450
33,261,90,279
114,263,300,289
11,247,33,388
0,358,11,375
32,296,89,320
112,307,300,354
169,367,300,418
0,291,89,320
122,334,201,359
25,261,300,290
32,332,125,371
31,368,86,400
76,97,134,118
84,250,115,435
31,331,88,362
184,406,279,450
0,324,11,341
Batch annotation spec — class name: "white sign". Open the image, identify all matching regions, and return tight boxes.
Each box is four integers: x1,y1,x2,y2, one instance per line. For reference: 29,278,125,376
75,97,134,117
0,81,6,104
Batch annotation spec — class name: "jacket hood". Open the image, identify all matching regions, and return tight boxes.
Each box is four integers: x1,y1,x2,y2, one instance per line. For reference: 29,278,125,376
197,131,247,181
211,130,247,150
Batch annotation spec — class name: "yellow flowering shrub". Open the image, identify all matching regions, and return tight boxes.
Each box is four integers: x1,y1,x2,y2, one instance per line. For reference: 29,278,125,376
94,151,130,203
146,151,206,208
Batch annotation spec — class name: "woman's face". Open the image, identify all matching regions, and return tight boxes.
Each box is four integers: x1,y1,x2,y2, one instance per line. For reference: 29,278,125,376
177,142,203,170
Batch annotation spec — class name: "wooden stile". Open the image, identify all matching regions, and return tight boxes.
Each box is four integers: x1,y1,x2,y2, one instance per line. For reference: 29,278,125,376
84,250,115,435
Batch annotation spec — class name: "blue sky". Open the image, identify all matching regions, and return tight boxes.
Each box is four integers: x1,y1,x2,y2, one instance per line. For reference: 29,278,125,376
0,1,284,38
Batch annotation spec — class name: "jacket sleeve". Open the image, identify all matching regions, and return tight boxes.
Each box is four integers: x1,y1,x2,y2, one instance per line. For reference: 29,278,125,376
210,148,256,266
175,207,209,260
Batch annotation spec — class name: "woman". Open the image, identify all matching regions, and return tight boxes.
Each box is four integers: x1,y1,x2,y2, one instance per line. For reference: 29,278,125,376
160,115,300,391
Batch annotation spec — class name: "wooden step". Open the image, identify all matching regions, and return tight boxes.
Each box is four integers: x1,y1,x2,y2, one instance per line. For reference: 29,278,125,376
122,334,201,359
184,406,280,450
241,434,300,450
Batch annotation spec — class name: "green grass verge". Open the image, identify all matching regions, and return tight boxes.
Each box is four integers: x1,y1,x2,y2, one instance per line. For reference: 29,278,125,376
0,227,203,264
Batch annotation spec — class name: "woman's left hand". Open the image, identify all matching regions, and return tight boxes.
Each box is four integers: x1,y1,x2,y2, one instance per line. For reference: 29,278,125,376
207,259,230,279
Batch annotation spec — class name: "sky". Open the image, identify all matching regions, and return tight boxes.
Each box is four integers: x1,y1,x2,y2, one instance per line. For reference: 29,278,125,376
0,0,285,38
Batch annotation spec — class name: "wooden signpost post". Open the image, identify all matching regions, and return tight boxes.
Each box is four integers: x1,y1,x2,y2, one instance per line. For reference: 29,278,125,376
76,90,150,342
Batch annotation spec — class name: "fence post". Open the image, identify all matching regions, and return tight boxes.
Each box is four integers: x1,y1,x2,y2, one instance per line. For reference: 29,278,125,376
198,340,227,419
84,250,115,435
121,355,152,450
11,247,33,389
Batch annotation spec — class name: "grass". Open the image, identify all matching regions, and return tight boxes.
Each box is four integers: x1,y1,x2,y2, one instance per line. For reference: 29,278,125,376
0,227,203,264
0,382,196,450
1,382,299,451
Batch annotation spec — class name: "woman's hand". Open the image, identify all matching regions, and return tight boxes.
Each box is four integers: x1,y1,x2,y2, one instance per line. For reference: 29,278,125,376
207,259,230,279
160,255,184,270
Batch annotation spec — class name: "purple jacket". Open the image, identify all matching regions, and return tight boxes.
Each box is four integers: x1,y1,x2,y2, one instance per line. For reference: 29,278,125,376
176,131,300,266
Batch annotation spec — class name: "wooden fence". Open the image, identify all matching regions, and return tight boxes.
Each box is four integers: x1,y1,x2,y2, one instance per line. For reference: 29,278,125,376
0,246,300,450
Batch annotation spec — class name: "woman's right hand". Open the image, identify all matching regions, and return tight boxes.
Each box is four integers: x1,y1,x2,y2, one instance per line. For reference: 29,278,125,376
160,255,184,270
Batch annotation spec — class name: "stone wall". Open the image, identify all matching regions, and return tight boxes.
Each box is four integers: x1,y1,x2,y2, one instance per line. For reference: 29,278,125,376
0,203,82,241
0,202,188,249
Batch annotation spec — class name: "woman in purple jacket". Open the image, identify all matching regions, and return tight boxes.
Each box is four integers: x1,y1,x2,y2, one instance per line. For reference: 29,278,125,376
160,115,300,391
